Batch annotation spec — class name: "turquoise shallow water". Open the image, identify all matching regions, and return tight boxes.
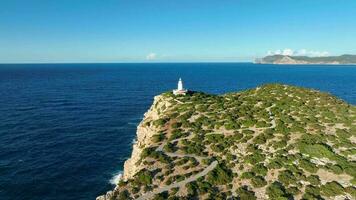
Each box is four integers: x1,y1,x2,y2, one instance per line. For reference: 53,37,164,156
0,63,355,200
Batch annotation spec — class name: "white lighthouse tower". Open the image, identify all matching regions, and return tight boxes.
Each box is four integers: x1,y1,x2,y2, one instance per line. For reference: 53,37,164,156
173,78,187,95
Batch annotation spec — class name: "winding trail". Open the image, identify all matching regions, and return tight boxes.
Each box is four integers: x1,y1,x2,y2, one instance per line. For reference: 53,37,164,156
266,104,276,129
136,104,276,199
137,135,215,199
137,161,217,200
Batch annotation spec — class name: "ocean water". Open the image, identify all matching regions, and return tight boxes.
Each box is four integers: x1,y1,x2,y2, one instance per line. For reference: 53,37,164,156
0,63,355,200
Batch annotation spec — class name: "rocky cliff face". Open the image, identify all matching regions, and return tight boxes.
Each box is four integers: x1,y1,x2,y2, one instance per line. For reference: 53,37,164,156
123,95,171,180
96,94,171,200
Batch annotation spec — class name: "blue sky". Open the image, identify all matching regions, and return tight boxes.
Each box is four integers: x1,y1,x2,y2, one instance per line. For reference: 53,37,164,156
1,0,356,63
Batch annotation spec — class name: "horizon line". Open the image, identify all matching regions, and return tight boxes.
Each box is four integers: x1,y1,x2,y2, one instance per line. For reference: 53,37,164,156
0,61,255,65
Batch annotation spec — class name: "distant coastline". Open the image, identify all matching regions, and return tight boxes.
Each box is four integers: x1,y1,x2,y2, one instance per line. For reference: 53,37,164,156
255,54,356,65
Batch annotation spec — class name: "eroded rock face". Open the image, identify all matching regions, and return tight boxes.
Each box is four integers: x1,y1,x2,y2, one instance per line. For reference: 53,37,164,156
123,95,170,180
96,191,113,200
97,95,170,199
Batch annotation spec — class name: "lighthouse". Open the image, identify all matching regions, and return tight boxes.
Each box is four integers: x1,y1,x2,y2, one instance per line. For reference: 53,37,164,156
173,78,187,95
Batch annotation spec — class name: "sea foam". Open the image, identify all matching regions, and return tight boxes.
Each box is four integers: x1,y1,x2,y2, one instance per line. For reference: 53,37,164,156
110,171,123,185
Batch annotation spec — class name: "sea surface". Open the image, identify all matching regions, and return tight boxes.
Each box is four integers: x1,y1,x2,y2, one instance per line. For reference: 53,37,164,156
0,63,355,200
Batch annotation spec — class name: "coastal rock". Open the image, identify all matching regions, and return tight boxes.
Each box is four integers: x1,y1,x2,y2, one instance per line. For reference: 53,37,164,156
123,95,171,180
96,191,113,200
96,95,171,200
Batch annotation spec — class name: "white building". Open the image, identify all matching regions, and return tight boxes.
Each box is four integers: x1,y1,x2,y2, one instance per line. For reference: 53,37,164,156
173,78,187,95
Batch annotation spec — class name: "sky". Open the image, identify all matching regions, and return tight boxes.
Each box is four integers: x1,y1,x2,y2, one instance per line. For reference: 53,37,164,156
1,0,356,63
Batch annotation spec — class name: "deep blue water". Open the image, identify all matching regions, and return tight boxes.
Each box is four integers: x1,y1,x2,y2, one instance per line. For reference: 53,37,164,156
0,63,355,200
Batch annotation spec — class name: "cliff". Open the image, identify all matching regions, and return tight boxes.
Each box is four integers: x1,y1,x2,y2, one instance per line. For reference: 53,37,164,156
123,95,172,180
256,54,356,65
97,84,356,200
97,94,173,200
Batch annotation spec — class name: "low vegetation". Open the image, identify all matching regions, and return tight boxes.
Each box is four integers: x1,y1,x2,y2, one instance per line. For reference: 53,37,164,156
107,84,356,200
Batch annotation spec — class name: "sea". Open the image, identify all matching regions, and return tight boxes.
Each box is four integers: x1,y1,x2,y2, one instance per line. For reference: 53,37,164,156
0,63,355,200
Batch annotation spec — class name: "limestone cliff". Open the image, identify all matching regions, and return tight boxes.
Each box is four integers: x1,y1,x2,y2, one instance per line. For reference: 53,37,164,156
97,94,172,200
123,95,171,180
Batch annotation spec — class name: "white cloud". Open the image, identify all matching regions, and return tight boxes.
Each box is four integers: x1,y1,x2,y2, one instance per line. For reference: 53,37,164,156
146,53,157,60
267,49,329,57
304,50,329,57
297,49,307,56
282,49,294,56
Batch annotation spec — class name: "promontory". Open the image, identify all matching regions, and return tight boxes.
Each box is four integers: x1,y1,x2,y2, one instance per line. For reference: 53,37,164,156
256,54,356,65
97,84,356,200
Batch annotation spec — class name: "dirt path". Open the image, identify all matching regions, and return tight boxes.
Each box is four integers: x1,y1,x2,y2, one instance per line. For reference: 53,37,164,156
266,104,276,129
137,161,218,200
137,133,215,199
137,104,276,200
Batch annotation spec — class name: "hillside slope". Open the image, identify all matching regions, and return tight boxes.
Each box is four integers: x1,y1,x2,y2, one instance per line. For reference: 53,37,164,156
98,84,356,200
256,54,356,65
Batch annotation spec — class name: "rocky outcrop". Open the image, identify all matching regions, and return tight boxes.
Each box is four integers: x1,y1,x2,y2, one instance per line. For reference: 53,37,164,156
273,56,308,64
96,191,113,200
123,94,172,180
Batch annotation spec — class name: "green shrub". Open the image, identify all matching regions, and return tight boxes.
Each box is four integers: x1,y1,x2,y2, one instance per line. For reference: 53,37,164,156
163,142,176,153
272,140,287,149
242,130,254,135
252,134,267,144
268,160,283,169
153,118,168,127
278,170,297,186
266,181,292,199
251,163,268,176
306,175,321,185
241,172,254,179
251,176,267,188
286,186,300,195
205,134,224,143
256,120,270,128
169,129,189,140
235,186,256,200
299,159,318,173
141,147,155,159
206,163,233,185
171,122,182,129
118,190,131,200
153,191,168,200
135,169,152,185
303,185,321,200
152,133,165,143
320,181,344,197
345,186,356,197
327,164,343,174
196,180,213,194
182,141,205,155
186,181,198,196
244,152,266,164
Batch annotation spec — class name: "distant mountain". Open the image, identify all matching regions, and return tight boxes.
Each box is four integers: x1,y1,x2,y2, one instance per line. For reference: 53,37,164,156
256,54,356,65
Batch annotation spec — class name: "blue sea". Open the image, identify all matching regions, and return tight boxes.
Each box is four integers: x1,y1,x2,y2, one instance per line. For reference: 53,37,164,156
0,63,355,200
